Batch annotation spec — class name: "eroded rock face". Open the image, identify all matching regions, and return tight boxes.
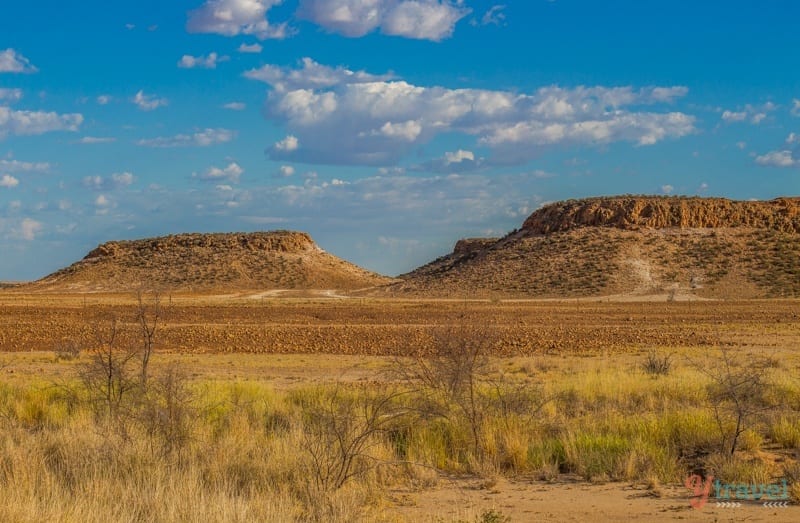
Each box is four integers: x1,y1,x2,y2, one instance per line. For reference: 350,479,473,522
385,195,800,299
83,231,316,260
522,196,800,234
453,238,500,256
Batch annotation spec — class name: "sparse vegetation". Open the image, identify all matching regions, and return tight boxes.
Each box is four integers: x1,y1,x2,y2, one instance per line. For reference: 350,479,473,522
641,349,672,377
0,267,799,520
2,334,799,521
695,348,778,456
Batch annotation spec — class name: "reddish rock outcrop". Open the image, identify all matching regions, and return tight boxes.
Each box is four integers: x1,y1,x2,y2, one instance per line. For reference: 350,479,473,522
385,195,800,299
522,196,800,234
453,238,500,256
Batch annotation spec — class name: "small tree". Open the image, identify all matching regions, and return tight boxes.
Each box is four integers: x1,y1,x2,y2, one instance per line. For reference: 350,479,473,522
136,289,164,386
138,364,195,458
698,348,776,456
397,316,546,461
409,322,492,457
299,385,409,492
79,315,139,425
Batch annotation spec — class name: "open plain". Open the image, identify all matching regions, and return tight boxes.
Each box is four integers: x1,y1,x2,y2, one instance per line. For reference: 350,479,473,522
1,292,798,356
1,291,799,521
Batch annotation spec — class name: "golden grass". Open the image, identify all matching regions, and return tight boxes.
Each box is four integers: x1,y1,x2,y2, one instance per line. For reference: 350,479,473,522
1,344,799,521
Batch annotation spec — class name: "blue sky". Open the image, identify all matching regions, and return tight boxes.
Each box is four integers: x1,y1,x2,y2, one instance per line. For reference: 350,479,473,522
1,0,798,280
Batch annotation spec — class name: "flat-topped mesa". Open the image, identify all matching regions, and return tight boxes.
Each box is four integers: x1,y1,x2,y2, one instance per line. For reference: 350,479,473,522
33,230,392,292
522,196,800,235
83,231,317,260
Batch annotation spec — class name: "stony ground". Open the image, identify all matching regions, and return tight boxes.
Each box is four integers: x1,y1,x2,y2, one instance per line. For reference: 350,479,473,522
1,293,798,355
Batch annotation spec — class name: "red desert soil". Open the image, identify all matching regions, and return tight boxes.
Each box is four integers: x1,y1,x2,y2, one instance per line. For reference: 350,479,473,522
0,296,798,355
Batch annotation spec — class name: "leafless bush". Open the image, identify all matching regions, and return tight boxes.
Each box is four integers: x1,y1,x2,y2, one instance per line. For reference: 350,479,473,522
641,349,672,377
696,349,777,456
299,385,409,493
135,289,165,386
78,315,140,426
398,319,546,459
399,322,493,456
77,289,171,441
138,364,195,458
53,340,81,361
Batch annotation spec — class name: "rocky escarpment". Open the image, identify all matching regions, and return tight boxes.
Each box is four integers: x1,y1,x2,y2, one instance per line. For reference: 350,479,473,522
33,231,392,292
83,232,318,260
452,238,500,256
523,196,800,234
386,196,800,299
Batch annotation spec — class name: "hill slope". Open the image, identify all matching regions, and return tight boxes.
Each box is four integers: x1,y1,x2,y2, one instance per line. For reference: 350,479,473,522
30,231,392,292
386,196,800,299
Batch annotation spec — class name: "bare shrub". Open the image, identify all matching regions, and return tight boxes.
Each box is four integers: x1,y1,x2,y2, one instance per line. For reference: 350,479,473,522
695,349,776,456
77,290,170,441
641,349,672,377
78,315,140,426
398,318,547,464
138,364,195,458
297,385,409,493
135,289,165,386
53,340,81,362
397,321,494,458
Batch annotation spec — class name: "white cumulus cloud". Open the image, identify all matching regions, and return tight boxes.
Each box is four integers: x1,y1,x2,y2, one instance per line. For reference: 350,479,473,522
444,149,474,164
276,165,295,177
298,0,470,41
132,90,168,111
178,52,229,69
77,136,116,144
374,120,422,141
111,172,135,187
721,102,775,125
238,43,263,53
82,172,136,190
195,162,244,182
755,133,800,168
94,195,112,211
0,174,19,188
382,0,470,40
414,148,484,173
721,110,746,123
474,5,506,26
755,150,798,168
223,102,246,110
0,88,23,103
0,49,37,73
244,57,394,92
187,0,291,39
0,107,83,140
248,58,694,165
18,218,42,240
274,134,299,151
137,128,236,147
0,159,50,173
